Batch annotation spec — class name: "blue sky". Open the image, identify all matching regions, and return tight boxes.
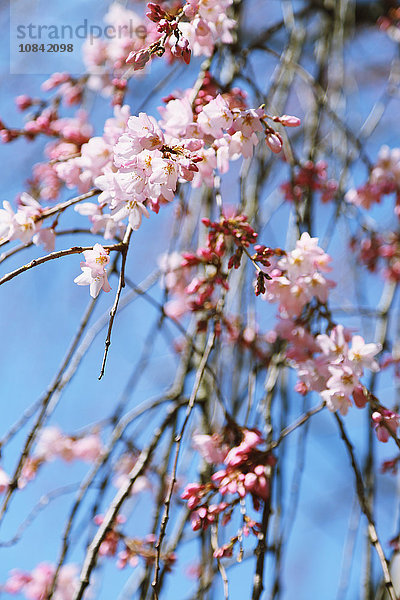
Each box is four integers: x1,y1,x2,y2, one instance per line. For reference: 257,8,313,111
1,1,400,599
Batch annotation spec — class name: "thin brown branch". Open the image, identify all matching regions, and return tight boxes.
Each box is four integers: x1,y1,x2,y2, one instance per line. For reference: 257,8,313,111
0,297,98,529
0,189,100,249
72,404,181,600
151,330,216,599
98,226,133,380
335,413,397,600
0,242,123,287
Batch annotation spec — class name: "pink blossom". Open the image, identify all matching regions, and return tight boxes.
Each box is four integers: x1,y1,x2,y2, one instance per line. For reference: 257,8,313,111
15,95,33,111
192,433,228,464
197,95,234,138
72,434,103,462
348,335,381,374
111,197,150,230
265,233,335,317
316,325,348,360
4,562,79,600
181,482,206,509
74,266,111,298
179,0,235,57
159,97,194,136
4,570,33,594
148,158,179,201
35,427,69,461
74,244,111,298
81,243,110,276
41,72,70,91
372,409,400,442
32,228,55,252
327,363,359,396
116,113,164,160
0,201,15,241
321,389,352,415
75,202,124,240
0,467,10,493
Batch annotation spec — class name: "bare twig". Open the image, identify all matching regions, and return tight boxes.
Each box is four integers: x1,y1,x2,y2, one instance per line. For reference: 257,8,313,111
151,330,216,599
335,414,397,600
98,225,133,380
72,404,181,600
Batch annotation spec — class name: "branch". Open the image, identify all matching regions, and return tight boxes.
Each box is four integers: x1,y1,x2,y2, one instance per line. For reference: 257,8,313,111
98,226,133,380
335,413,397,600
0,242,123,287
72,404,181,600
151,330,216,599
0,189,100,249
0,297,98,528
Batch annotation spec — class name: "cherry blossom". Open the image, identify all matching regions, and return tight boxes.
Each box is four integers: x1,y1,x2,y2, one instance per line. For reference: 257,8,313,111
4,563,80,600
263,232,335,317
74,243,111,298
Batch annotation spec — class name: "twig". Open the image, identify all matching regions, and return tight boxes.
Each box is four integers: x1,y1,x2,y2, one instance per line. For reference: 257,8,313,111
335,413,397,600
0,297,98,529
267,401,326,453
0,229,92,266
72,404,181,600
98,226,133,380
251,487,273,600
210,523,229,600
0,189,100,249
151,330,216,599
0,483,80,547
48,394,186,599
0,242,123,287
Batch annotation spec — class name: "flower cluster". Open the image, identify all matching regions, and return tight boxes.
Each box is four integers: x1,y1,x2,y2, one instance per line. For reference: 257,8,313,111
346,146,400,215
41,72,84,107
94,515,176,570
2,73,299,251
281,160,338,204
19,427,103,487
4,563,79,600
0,193,55,251
88,88,299,236
372,409,400,443
34,426,103,463
177,0,236,58
54,104,130,199
82,2,149,97
1,107,92,146
74,243,112,298
112,452,151,494
378,7,400,43
182,427,274,553
159,214,264,329
126,0,236,71
277,321,382,417
350,231,400,282
263,232,335,316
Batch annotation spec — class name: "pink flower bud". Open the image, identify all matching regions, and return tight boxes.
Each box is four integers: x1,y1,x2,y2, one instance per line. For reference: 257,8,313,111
353,385,368,408
265,132,283,153
279,114,301,127
126,49,151,70
15,95,32,111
